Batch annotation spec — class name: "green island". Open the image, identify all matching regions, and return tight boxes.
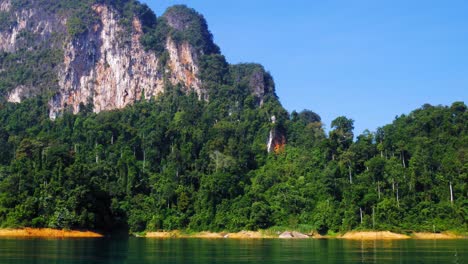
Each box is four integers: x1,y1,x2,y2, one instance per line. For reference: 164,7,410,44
0,0,466,239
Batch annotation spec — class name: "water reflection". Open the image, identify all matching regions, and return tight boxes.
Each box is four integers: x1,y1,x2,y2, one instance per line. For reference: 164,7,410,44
0,237,466,264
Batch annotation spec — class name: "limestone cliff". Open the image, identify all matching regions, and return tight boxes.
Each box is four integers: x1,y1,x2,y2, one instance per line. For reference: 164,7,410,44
0,1,208,118
230,63,276,107
50,4,165,119
0,1,278,122
166,36,202,97
52,3,207,119
0,0,65,52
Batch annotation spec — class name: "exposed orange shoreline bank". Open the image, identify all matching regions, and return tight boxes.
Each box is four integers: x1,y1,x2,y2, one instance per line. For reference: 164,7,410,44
340,231,410,240
411,232,465,240
0,229,464,240
0,228,103,238
341,231,465,240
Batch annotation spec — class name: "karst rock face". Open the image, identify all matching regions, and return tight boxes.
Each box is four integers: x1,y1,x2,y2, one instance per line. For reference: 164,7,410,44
0,0,284,148
0,1,208,119
50,4,163,119
0,1,269,116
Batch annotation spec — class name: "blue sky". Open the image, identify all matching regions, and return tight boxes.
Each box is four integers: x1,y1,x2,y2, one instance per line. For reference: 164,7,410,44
141,0,468,135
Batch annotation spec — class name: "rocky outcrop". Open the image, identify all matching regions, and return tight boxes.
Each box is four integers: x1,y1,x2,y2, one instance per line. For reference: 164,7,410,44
279,231,293,238
1,1,280,126
0,0,66,102
44,4,206,119
7,86,26,103
0,3,64,52
249,69,269,106
279,231,309,239
50,5,165,119
0,0,10,11
166,36,202,97
0,8,27,52
230,63,275,107
267,116,286,153
292,231,310,238
0,1,205,118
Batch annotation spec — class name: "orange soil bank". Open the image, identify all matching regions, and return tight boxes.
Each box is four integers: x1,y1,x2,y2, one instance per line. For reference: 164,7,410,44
0,228,103,238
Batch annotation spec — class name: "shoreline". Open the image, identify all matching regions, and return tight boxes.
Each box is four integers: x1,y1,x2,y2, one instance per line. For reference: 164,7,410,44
411,232,465,240
341,231,465,240
145,230,466,240
0,228,103,238
340,231,411,240
145,230,275,239
0,228,464,240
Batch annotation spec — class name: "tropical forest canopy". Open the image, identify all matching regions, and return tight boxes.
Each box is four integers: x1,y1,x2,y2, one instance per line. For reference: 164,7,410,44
0,89,466,233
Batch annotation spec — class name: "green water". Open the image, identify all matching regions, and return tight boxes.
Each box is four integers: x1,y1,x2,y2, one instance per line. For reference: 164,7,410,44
0,238,466,263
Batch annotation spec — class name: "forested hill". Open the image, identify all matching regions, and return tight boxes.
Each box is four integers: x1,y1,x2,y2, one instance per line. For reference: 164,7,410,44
0,95,466,233
0,0,466,234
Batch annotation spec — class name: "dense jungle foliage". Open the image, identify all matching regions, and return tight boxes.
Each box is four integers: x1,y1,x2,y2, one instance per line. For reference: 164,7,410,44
0,89,465,233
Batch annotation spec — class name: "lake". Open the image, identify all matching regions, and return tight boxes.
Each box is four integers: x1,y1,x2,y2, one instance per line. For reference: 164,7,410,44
0,237,466,263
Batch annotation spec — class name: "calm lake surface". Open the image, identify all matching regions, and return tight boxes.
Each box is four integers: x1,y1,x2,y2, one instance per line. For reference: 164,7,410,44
0,237,466,264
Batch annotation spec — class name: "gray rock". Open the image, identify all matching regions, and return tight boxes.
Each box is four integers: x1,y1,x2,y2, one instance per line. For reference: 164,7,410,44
279,231,309,239
292,231,309,239
279,231,293,238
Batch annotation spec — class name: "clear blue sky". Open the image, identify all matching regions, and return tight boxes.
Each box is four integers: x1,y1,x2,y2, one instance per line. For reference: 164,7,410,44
142,0,468,135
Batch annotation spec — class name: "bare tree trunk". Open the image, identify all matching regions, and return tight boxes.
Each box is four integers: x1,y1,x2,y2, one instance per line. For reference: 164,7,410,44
380,141,384,158
377,181,381,200
95,142,98,163
401,151,406,168
450,181,454,205
372,206,375,230
348,164,353,184
360,207,363,224
396,183,400,208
